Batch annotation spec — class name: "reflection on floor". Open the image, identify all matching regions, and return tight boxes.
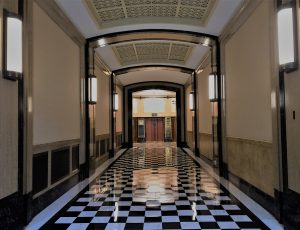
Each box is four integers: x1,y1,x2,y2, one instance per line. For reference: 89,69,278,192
39,147,275,229
133,142,176,148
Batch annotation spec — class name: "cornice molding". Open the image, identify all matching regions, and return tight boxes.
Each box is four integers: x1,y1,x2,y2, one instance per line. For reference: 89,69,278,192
94,52,112,77
34,0,85,46
219,0,263,44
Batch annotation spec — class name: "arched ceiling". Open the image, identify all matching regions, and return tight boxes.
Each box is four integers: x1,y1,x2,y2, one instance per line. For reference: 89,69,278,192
55,0,244,86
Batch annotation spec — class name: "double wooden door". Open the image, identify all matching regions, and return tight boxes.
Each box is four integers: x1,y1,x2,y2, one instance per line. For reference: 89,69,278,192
146,118,164,142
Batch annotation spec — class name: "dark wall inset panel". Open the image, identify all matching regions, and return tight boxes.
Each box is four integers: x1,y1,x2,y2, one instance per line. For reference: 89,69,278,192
51,147,69,184
106,139,109,152
96,141,100,157
72,145,79,171
33,152,48,194
100,140,106,155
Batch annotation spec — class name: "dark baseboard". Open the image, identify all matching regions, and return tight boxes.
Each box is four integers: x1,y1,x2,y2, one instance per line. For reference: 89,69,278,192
109,149,114,158
199,153,214,166
0,192,24,230
222,162,229,179
281,188,300,230
89,153,109,174
179,142,188,148
79,163,89,181
29,173,79,223
228,172,280,220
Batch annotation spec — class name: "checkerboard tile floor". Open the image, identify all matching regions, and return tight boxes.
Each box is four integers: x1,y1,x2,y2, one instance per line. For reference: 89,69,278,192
41,147,270,229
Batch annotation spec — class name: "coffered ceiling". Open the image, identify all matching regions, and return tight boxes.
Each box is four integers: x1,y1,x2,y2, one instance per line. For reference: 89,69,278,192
55,0,243,37
55,0,244,85
85,0,216,28
113,41,193,66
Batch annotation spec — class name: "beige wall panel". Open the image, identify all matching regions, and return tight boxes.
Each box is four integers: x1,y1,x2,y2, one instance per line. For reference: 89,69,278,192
116,85,123,133
95,66,109,135
225,0,272,142
198,64,212,134
0,0,21,199
224,1,275,196
199,133,213,160
33,3,80,145
227,137,274,196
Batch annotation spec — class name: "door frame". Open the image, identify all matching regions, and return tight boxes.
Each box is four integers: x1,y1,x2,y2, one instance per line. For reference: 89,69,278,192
123,81,186,148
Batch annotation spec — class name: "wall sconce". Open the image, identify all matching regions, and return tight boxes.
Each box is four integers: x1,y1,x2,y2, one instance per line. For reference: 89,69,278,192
113,92,119,111
209,74,218,102
277,1,298,72
189,92,195,111
3,10,22,81
88,75,97,104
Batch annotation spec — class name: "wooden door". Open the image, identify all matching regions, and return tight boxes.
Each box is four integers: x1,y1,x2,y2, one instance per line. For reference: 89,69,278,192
146,118,164,142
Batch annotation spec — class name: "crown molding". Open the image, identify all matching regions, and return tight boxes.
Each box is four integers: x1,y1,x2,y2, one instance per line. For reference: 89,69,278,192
219,0,263,44
34,0,85,46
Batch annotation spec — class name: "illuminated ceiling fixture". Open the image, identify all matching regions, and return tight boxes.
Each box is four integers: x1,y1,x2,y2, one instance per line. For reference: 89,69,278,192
209,74,217,102
88,75,97,104
98,38,107,47
277,1,298,72
3,10,22,81
202,38,210,47
189,92,195,111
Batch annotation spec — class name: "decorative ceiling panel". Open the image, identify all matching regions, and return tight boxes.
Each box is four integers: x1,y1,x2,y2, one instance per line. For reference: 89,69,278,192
85,0,217,27
113,42,193,66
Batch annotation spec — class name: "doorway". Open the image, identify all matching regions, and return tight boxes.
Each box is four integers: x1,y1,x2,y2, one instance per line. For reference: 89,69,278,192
132,90,177,145
146,118,164,142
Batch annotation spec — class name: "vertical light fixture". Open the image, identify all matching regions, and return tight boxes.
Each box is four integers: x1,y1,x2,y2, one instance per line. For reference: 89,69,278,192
3,10,22,80
209,74,217,102
88,75,97,104
277,1,298,72
189,92,195,111
113,92,119,111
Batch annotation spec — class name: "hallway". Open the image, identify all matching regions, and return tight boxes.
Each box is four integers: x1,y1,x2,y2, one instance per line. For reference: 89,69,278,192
29,146,280,230
1,0,300,229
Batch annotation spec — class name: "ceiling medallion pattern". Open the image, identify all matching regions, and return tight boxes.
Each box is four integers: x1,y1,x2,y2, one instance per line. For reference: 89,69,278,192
85,0,217,27
113,42,193,66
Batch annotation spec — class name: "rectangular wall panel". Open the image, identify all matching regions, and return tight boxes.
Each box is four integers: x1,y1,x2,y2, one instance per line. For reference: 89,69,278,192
32,152,48,194
51,148,70,184
72,145,79,171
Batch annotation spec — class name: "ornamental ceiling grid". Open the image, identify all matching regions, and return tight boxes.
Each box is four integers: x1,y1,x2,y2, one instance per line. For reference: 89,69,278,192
85,0,217,27
113,42,193,66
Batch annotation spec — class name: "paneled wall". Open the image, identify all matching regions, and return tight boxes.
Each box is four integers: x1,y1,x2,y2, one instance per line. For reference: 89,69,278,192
197,61,213,160
185,84,193,148
29,0,85,220
32,0,81,194
32,3,80,145
224,0,274,196
95,65,110,136
0,0,18,201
